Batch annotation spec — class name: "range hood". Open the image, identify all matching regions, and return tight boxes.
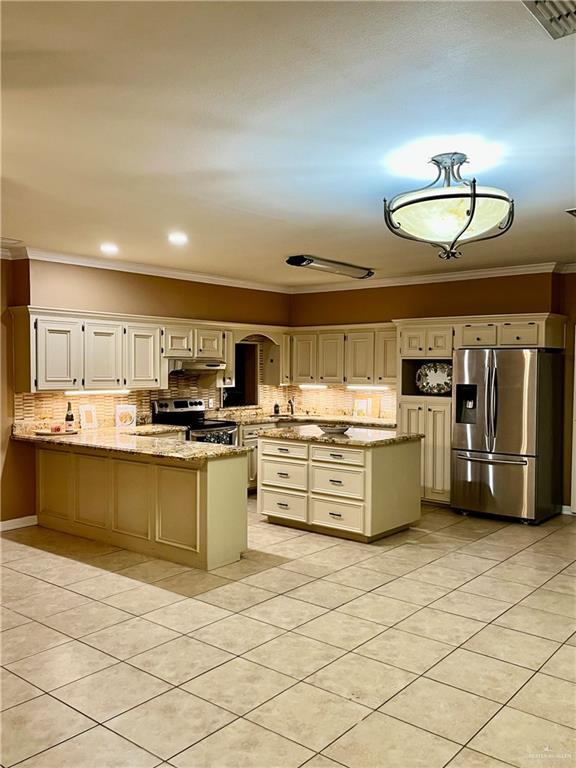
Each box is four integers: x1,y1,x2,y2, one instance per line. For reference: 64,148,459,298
169,359,226,374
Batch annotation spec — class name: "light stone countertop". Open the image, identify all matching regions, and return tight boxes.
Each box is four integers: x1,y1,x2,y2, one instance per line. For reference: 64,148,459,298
216,413,397,428
12,426,249,467
258,424,423,447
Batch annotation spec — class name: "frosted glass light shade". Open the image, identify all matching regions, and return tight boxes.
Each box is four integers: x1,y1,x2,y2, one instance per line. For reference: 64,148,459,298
389,185,511,243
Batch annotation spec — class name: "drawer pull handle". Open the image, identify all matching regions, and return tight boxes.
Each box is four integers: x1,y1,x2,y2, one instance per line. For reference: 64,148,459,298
277,502,289,509
329,479,343,485
277,447,290,453
329,511,342,518
277,472,290,478
329,453,343,459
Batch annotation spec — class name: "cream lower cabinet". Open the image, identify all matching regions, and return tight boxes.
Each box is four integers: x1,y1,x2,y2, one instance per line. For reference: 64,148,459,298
399,399,451,503
36,445,247,569
258,438,421,538
240,423,277,489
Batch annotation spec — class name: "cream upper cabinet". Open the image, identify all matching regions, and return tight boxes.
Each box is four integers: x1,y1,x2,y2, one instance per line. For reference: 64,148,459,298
318,333,345,384
36,318,83,391
374,331,397,383
193,329,224,359
163,327,193,357
400,328,426,358
345,331,375,384
124,325,161,388
221,330,235,387
399,400,425,489
424,402,451,503
281,334,292,385
84,321,123,389
460,323,498,347
426,327,453,357
400,326,452,358
292,334,317,383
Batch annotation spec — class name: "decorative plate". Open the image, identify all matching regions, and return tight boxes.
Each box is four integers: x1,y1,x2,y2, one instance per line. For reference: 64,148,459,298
415,362,453,394
318,423,351,435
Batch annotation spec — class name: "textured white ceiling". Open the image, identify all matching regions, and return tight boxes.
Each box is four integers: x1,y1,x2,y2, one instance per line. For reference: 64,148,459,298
2,1,575,287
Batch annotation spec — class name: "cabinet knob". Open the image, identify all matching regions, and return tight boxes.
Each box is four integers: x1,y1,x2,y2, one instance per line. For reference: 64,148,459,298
73,378,77,384
320,376,324,380
116,379,120,384
428,347,432,351
367,376,371,380
476,337,481,341
155,378,158,383
378,376,382,380
516,336,521,341
310,376,313,380
419,347,423,351
418,406,422,411
199,348,203,353
428,408,431,412
188,347,192,352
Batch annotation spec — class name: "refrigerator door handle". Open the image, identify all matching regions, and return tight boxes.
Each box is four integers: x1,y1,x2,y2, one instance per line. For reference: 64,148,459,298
455,453,528,466
484,362,492,444
491,361,498,443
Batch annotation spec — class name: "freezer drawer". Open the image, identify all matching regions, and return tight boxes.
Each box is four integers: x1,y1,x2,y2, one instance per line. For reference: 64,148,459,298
451,450,536,520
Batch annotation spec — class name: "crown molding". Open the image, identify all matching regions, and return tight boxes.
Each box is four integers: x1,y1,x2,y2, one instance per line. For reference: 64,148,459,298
25,249,289,294
8,248,574,294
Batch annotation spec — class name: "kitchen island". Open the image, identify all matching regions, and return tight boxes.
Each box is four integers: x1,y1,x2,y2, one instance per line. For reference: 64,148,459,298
258,424,422,541
12,425,249,570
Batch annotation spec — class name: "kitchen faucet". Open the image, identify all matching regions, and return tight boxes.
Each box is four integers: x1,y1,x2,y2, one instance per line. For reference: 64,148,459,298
287,398,295,415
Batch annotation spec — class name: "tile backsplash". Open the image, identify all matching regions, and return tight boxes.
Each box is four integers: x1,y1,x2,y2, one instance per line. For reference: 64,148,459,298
14,346,397,427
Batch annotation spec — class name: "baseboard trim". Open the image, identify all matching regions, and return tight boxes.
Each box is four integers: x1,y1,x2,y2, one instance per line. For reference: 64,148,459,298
561,506,574,516
0,515,38,531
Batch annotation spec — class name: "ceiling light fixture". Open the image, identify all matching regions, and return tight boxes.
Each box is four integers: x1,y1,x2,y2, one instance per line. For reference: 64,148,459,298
286,255,374,280
168,231,189,246
100,242,119,256
566,208,576,217
383,152,514,260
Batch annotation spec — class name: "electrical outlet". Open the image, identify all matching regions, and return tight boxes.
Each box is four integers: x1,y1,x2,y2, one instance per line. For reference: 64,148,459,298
208,398,214,408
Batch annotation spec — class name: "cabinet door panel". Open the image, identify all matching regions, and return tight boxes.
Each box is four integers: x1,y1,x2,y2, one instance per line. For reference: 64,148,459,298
281,334,292,384
399,401,425,490
426,327,453,357
345,332,374,384
38,449,73,519
84,322,123,389
156,466,199,550
424,403,451,503
461,324,497,347
194,329,223,359
36,319,83,390
292,335,317,383
221,330,235,387
318,333,345,384
401,329,426,358
74,454,109,528
163,327,193,357
124,325,160,388
375,331,397,383
112,460,153,539
499,322,539,347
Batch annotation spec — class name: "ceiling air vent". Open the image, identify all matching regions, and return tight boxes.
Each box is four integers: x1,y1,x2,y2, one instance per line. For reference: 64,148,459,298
523,1,576,39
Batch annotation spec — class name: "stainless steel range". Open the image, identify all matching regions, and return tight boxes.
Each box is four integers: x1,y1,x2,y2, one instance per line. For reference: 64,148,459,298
152,399,238,444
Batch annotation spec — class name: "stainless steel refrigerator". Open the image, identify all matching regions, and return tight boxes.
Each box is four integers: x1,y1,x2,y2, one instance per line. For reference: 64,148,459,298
451,348,563,522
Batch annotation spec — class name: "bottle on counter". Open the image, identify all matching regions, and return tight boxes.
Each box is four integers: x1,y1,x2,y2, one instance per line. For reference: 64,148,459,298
65,401,75,432
273,403,280,415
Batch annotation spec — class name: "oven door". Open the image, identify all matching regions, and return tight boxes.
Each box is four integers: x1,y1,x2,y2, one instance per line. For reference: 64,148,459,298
190,427,238,445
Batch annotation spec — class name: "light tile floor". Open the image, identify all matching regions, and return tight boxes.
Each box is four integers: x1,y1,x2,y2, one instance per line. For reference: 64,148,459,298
1,500,576,767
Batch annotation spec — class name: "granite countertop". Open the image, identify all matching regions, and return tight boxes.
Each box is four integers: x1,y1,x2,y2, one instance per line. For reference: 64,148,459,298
220,413,397,428
258,424,423,447
12,427,249,467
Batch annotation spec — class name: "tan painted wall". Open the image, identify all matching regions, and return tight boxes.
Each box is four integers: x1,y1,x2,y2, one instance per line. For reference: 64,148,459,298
289,273,554,326
29,260,291,326
1,260,36,521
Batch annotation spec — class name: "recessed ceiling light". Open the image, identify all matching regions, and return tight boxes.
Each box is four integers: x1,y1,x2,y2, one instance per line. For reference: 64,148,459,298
100,242,119,256
168,231,189,246
383,135,506,180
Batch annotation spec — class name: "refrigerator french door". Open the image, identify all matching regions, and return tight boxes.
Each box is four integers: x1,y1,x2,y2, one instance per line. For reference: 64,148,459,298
451,348,562,522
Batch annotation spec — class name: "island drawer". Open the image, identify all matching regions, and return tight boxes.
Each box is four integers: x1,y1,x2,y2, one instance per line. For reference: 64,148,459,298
310,465,364,500
261,441,309,460
310,497,364,533
311,446,365,466
260,489,307,522
261,459,308,491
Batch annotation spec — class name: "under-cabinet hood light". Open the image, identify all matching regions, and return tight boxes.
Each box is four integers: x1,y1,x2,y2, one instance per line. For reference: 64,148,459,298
286,255,374,280
64,389,131,396
298,384,328,390
346,385,390,391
